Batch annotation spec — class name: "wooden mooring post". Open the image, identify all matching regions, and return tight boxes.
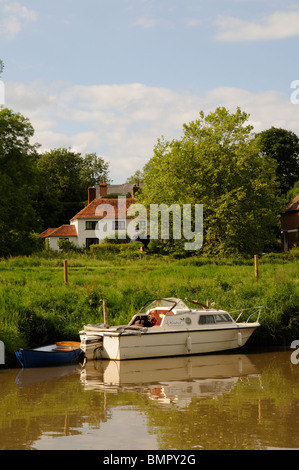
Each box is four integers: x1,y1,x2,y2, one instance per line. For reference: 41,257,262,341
64,259,68,284
103,299,108,325
254,254,259,280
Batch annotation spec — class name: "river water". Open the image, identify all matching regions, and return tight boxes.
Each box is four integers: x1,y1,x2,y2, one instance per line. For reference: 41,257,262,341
0,349,298,450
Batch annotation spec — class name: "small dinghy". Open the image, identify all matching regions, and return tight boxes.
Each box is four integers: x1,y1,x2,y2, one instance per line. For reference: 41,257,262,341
15,342,85,368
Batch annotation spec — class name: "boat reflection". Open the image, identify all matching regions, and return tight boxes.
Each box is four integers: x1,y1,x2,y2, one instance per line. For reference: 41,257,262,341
80,353,260,406
15,364,83,387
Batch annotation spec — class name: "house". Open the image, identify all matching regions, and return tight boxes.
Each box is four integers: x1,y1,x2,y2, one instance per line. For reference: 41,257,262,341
40,181,142,251
40,225,78,251
281,194,299,251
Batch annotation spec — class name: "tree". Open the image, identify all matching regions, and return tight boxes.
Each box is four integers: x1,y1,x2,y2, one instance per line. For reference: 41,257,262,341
35,148,110,229
140,107,282,255
257,127,299,195
0,108,40,256
286,181,299,203
35,148,83,228
126,169,144,183
80,152,110,188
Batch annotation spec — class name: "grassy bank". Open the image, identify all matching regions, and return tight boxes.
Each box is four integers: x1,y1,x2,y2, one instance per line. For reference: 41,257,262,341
0,251,298,366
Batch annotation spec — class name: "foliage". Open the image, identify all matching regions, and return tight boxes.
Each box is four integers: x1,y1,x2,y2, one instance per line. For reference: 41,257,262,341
286,180,299,203
89,240,144,258
80,152,110,187
57,238,79,252
0,108,40,257
35,148,110,229
139,107,282,255
126,169,144,183
257,127,299,195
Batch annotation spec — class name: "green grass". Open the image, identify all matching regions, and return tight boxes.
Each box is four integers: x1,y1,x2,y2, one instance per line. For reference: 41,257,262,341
0,251,298,365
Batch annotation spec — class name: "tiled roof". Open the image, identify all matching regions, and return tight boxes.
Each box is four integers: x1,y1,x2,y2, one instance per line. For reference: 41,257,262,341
40,228,57,238
71,198,136,220
285,194,299,213
40,225,78,238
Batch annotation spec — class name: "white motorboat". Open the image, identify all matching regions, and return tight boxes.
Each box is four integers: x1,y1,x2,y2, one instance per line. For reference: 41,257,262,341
79,297,263,361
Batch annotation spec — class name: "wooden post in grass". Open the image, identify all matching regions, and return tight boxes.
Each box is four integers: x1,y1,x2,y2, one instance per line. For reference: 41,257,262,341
254,255,259,280
103,299,108,325
64,259,68,284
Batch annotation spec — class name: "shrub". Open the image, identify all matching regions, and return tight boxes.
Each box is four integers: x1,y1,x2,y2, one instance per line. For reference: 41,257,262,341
57,239,78,252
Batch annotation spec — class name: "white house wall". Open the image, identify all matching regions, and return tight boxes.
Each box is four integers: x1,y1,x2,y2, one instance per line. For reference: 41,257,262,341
72,218,128,248
47,236,78,251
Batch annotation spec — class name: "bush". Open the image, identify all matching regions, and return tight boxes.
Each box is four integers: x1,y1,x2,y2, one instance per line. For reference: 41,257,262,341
57,239,78,252
90,243,121,256
90,241,145,259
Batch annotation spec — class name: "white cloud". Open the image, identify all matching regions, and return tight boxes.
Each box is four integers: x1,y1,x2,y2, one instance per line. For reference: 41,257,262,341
132,16,158,29
0,1,38,40
5,81,299,182
215,8,299,42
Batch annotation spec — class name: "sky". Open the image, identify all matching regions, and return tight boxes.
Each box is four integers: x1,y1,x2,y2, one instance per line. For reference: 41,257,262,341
1,0,299,183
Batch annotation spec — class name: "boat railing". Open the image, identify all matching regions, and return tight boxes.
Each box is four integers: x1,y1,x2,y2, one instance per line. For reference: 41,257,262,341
230,306,265,323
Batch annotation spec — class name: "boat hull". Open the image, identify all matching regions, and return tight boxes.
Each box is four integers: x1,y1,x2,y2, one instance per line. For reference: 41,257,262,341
80,323,259,361
15,344,85,368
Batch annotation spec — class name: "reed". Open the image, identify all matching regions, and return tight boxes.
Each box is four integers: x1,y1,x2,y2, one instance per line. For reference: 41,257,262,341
0,251,298,365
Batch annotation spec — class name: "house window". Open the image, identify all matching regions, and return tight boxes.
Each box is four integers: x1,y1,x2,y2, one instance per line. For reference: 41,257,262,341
112,220,126,230
86,221,97,230
86,238,99,250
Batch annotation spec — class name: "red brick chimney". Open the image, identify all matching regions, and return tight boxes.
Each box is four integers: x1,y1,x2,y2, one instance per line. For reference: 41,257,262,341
88,187,96,204
99,180,107,197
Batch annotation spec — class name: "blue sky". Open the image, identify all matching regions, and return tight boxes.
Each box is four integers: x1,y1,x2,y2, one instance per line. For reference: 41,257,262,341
1,0,299,182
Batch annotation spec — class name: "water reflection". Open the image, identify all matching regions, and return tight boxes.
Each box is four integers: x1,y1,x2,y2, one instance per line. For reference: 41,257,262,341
80,354,260,407
0,350,298,450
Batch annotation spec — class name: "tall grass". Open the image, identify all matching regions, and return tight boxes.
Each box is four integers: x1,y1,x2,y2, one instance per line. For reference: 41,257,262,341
0,251,298,365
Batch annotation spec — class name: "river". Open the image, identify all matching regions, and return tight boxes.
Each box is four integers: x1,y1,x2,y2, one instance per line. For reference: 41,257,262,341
0,348,298,451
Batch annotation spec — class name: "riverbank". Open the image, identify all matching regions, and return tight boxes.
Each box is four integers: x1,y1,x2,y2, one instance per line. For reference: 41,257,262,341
0,251,298,366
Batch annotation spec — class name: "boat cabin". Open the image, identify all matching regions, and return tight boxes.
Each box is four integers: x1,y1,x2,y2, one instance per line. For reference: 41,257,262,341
128,298,235,329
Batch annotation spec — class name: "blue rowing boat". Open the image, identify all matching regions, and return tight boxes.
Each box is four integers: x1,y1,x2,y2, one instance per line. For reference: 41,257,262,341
15,343,85,368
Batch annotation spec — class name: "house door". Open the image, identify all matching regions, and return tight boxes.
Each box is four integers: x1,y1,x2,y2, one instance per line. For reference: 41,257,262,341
86,238,99,250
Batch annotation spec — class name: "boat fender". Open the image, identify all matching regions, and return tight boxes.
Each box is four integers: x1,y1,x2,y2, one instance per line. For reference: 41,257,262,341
186,335,192,352
237,331,242,347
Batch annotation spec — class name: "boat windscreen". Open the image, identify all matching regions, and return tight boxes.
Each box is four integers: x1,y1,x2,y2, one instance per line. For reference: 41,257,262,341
138,298,177,314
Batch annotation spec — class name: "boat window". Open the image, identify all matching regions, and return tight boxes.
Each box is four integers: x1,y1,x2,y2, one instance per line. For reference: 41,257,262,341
198,315,215,324
214,314,233,323
198,314,233,324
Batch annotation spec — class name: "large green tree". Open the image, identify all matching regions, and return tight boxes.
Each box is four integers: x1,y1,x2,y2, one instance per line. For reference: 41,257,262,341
257,127,299,195
0,108,40,256
35,148,109,229
140,107,282,255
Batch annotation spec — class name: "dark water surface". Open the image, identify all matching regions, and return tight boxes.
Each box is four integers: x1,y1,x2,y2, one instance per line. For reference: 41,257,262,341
0,349,298,450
